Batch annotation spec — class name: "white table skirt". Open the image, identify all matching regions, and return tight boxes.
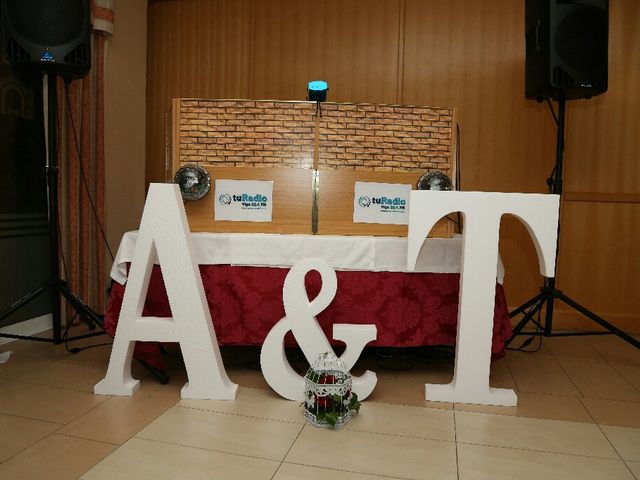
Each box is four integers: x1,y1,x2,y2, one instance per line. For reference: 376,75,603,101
110,232,505,285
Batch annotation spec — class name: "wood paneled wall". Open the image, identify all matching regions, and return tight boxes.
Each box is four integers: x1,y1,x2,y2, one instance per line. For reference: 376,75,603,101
147,0,640,331
555,0,640,330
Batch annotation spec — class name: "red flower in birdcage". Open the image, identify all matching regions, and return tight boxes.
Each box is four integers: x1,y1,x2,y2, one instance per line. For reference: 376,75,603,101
303,352,361,428
318,374,336,384
315,393,332,409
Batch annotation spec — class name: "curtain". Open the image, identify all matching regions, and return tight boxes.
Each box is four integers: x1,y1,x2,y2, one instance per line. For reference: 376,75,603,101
58,1,114,319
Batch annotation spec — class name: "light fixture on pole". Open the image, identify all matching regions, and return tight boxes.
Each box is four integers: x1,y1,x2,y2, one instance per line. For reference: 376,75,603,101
307,80,328,117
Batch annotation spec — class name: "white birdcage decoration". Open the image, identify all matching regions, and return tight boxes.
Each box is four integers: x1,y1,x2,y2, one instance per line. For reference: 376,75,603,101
303,352,361,428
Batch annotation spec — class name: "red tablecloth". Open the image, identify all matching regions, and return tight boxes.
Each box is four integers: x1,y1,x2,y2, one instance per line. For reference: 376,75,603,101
104,265,511,371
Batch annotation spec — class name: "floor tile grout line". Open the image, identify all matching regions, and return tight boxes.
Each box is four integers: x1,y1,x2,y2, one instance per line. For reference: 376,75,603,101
77,450,121,480
279,459,418,480
494,353,519,393
177,399,458,444
556,356,640,402
3,362,177,397
0,411,64,427
386,378,452,386
174,401,459,446
624,460,640,480
453,408,460,480
1,375,108,396
583,395,635,465
0,405,100,427
48,396,118,435
51,432,120,447
545,335,607,365
132,434,286,464
52,357,115,370
307,424,457,444
583,336,639,366
0,344,109,361
343,425,455,444
541,345,586,397
503,353,521,393
348,397,451,408
579,397,640,405
456,439,621,461
357,398,454,410
180,399,457,443
271,422,307,479
0,431,56,466
554,349,640,398
56,395,180,447
452,402,608,427
453,406,595,425
578,394,640,429
609,363,640,395
0,429,116,467
176,403,305,425
269,462,282,480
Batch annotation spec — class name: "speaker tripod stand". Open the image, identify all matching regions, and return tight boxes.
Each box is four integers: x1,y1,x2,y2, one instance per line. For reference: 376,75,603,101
507,96,640,351
0,73,104,345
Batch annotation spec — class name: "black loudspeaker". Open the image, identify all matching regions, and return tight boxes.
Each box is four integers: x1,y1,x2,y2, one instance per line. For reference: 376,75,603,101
525,0,608,100
1,0,91,78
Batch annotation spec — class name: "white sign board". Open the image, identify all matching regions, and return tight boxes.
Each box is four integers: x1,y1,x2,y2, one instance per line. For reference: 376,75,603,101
353,182,411,225
214,179,274,222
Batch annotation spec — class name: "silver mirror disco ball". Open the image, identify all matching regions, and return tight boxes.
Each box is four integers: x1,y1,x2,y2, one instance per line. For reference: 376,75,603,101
174,165,211,201
416,171,453,191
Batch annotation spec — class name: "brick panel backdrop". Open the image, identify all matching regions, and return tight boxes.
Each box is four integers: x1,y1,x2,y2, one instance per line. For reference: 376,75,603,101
318,103,453,172
176,99,316,169
172,99,454,176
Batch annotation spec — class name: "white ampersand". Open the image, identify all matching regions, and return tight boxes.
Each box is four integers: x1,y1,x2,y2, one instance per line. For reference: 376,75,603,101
260,257,378,401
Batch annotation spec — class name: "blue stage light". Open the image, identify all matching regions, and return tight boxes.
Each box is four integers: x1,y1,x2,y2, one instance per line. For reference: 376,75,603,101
307,80,328,102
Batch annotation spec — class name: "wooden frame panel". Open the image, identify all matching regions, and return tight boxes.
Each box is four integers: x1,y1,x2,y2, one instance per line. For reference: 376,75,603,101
184,166,313,234
316,169,453,237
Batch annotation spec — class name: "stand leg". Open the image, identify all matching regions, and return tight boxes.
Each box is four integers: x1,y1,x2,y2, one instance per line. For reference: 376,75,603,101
0,285,106,343
555,292,640,350
59,283,104,329
0,285,47,323
508,287,640,351
507,96,640,352
505,293,545,346
0,73,106,345
509,292,544,318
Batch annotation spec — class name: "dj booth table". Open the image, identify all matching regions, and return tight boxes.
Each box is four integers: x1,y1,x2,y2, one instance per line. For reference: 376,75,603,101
104,232,511,371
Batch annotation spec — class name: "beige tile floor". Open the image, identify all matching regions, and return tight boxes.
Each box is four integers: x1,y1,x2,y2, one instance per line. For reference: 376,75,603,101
1,330,639,479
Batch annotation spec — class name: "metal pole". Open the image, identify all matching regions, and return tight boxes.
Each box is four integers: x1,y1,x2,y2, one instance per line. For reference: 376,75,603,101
44,73,62,343
543,96,565,336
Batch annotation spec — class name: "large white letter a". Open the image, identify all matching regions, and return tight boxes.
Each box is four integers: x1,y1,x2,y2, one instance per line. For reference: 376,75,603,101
94,184,237,400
